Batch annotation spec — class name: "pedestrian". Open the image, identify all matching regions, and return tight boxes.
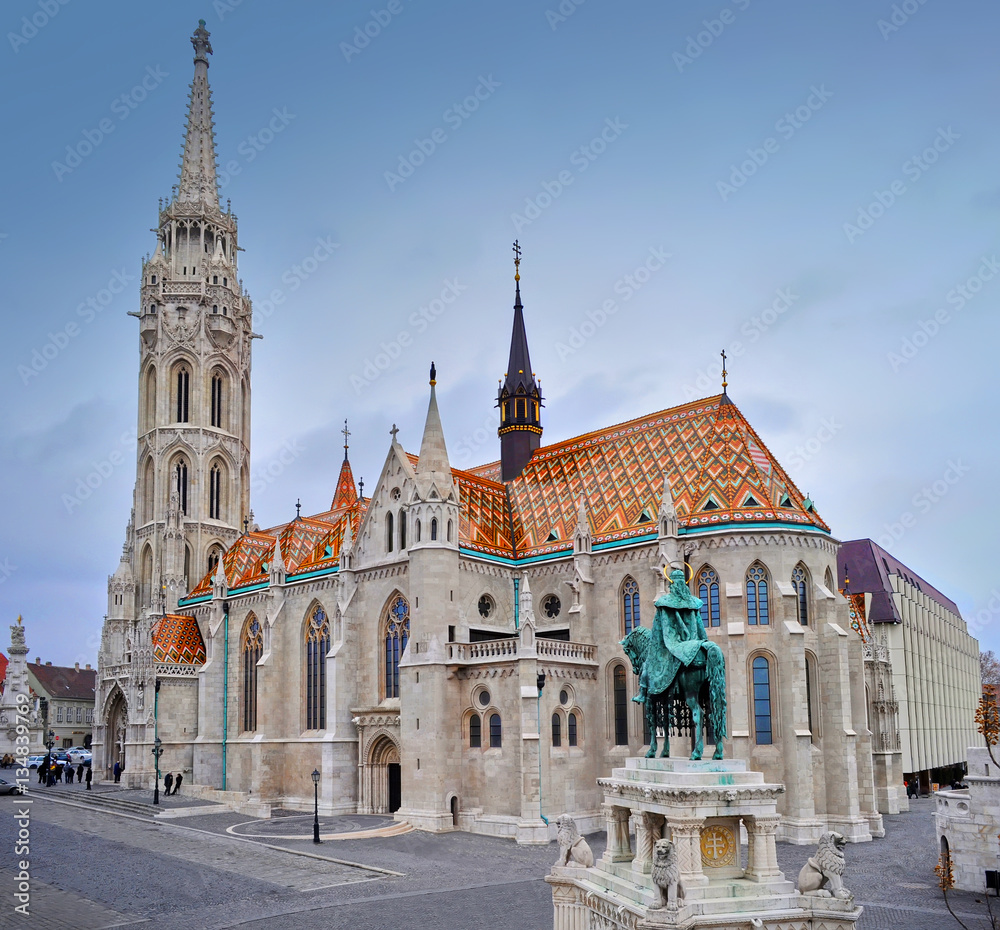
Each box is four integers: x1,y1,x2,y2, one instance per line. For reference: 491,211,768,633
163,772,174,796
37,762,46,785
77,764,84,783
172,772,183,795
85,766,92,790
113,760,121,783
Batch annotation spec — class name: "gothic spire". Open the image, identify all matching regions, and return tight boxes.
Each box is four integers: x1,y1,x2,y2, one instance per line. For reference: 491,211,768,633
177,20,220,209
417,362,453,495
498,242,543,482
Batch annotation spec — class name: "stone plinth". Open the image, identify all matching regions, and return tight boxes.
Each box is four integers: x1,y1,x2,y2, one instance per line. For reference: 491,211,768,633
546,757,862,930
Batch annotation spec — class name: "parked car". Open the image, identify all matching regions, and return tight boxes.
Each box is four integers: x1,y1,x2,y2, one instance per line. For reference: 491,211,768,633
26,755,46,770
0,777,22,795
66,748,92,765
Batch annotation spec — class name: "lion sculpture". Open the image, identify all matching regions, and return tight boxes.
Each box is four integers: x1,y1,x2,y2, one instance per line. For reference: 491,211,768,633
554,815,594,869
797,831,851,899
650,838,683,910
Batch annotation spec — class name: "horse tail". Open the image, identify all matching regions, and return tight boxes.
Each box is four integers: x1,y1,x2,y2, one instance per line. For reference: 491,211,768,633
706,643,728,740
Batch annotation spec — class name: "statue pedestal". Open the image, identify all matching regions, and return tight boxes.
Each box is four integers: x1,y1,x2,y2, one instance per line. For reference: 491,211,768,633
546,757,862,930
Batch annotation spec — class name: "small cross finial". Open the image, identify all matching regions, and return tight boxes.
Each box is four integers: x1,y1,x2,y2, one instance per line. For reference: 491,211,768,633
243,516,249,534
512,240,522,282
390,423,399,442
295,499,302,519
342,419,351,461
720,349,728,391
358,477,364,499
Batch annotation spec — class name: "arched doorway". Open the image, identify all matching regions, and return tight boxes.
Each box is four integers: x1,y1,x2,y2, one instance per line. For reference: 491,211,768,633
105,690,128,778
363,735,401,814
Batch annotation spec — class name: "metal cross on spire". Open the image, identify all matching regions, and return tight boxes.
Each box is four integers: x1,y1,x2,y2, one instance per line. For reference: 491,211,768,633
512,239,522,280
720,349,728,391
342,419,351,462
358,477,364,499
295,499,302,519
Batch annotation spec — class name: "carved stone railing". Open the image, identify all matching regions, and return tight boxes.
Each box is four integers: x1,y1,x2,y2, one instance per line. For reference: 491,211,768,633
448,639,518,662
154,663,199,678
163,282,204,297
537,639,596,662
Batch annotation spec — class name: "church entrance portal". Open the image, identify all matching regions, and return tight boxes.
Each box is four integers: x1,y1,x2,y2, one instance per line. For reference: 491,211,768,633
361,735,401,814
105,690,128,778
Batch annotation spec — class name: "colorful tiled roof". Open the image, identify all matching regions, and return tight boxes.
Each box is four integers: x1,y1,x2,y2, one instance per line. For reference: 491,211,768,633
152,614,207,665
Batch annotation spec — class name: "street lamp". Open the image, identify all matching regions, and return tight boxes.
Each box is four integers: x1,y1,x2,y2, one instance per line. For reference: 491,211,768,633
311,769,321,844
45,729,55,787
151,738,163,805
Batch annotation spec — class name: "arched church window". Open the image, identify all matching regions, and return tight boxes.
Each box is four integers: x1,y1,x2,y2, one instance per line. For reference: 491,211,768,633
209,462,223,520
175,365,190,423
568,712,578,747
698,566,721,627
142,459,155,524
210,371,225,429
144,367,156,432
431,518,438,541
792,564,809,625
383,595,410,700
305,606,330,730
207,546,223,574
173,458,189,515
489,713,502,748
621,576,640,636
242,614,263,732
415,519,421,543
752,655,773,744
469,713,481,748
746,563,770,625
447,519,453,543
386,512,394,553
140,545,153,608
552,713,561,747
613,664,628,745
824,566,835,590
399,509,406,550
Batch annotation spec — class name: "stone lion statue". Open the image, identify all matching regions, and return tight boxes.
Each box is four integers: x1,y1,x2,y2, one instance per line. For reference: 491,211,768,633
650,838,683,910
554,815,594,868
797,831,850,899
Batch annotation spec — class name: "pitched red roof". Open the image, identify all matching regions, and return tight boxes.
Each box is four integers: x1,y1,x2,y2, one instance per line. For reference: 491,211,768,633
27,663,96,701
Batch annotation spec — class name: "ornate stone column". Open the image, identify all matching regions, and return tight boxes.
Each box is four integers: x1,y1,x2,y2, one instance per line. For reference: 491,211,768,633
548,880,589,930
745,814,782,881
602,804,634,863
668,816,707,886
632,811,664,875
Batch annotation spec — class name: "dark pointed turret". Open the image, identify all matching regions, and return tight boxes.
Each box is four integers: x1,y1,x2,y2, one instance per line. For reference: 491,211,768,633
497,241,543,481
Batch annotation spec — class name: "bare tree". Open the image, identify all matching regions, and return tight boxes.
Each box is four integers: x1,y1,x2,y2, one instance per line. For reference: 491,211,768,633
982,651,1000,690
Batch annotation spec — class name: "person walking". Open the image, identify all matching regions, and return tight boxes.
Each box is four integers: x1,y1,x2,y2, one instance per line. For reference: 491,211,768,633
172,772,183,795
77,764,85,784
113,761,121,783
163,772,173,796
85,766,92,790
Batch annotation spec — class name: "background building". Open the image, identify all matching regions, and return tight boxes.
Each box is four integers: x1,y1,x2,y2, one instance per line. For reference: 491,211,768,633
838,538,980,799
28,660,96,750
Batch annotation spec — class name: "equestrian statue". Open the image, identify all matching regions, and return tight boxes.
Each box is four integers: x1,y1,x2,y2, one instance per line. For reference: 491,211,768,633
620,567,727,760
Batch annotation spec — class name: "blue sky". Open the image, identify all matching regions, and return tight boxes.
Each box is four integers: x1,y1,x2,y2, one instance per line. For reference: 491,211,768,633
2,0,997,666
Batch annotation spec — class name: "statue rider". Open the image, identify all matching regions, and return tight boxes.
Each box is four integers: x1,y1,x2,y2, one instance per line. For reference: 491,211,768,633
633,567,706,704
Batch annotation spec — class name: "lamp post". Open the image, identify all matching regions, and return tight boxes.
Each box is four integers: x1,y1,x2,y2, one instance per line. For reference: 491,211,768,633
311,769,321,844
45,729,55,787
152,678,162,805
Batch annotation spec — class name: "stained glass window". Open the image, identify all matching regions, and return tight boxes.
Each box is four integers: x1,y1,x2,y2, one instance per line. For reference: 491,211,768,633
613,664,628,745
621,577,640,635
752,655,773,745
305,606,329,729
384,595,410,700
792,564,809,625
698,567,721,627
242,615,263,732
746,564,769,625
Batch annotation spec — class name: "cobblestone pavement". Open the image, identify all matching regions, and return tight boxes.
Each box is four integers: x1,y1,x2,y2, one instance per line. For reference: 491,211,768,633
2,792,997,930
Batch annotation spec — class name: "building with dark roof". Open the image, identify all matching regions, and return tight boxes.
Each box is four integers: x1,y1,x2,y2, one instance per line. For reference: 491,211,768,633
838,539,978,797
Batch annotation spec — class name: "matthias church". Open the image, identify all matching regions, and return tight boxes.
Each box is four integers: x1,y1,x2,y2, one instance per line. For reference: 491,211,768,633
95,22,979,844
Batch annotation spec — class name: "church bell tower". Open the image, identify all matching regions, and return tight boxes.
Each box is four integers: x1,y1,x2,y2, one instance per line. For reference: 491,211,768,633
497,241,543,482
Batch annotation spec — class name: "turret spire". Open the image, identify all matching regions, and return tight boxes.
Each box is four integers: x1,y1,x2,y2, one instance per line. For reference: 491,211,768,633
417,362,452,493
498,242,543,481
177,20,219,209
